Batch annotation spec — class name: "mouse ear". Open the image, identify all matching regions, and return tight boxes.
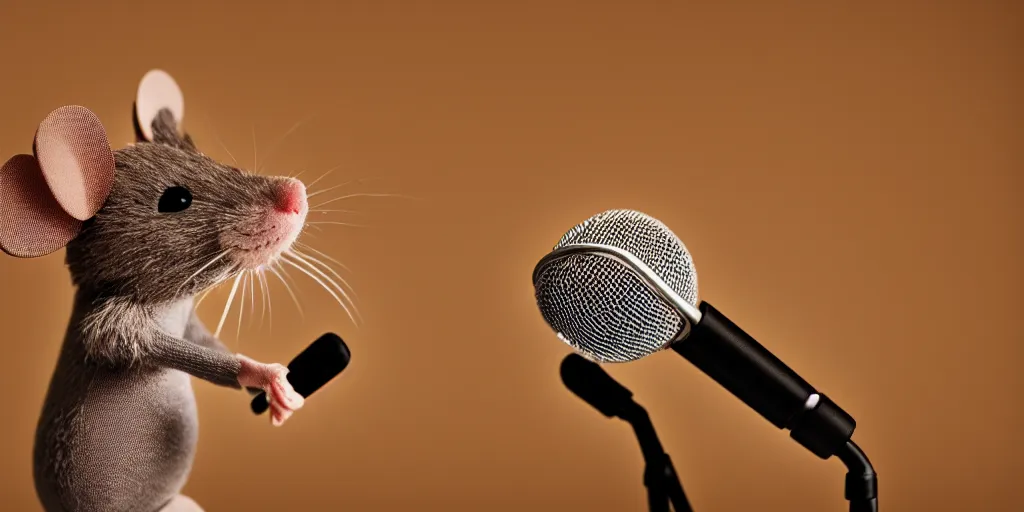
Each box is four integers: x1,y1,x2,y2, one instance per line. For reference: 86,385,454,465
33,105,116,221
134,69,186,145
0,154,83,257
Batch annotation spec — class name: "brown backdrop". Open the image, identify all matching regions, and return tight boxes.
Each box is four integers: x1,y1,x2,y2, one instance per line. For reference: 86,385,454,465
0,1,1021,511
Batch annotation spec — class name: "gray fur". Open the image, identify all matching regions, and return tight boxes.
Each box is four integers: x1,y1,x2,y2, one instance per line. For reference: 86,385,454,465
34,109,292,511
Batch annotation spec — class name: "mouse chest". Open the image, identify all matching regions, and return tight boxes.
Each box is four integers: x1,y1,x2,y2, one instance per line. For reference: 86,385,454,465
153,299,193,337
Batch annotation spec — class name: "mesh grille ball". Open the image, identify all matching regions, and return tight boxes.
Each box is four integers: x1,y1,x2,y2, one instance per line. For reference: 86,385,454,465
533,209,698,362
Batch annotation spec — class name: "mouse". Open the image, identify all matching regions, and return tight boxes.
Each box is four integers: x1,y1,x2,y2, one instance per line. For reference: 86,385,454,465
0,70,309,512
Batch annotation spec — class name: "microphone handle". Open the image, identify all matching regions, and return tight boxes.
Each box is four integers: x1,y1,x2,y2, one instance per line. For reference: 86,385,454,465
671,301,856,459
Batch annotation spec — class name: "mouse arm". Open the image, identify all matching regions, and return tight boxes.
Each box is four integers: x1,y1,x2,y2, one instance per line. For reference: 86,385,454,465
79,296,238,388
183,310,232,354
79,296,302,423
148,329,304,425
147,330,242,389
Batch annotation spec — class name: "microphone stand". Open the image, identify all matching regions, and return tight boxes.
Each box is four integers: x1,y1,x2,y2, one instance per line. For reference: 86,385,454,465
620,402,694,512
837,440,878,512
560,354,694,512
627,400,875,512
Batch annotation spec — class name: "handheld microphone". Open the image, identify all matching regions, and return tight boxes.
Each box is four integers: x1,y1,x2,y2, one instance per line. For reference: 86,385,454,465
250,333,351,415
533,209,877,511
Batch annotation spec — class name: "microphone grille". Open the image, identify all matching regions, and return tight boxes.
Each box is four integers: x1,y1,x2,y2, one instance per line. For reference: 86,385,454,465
534,209,697,362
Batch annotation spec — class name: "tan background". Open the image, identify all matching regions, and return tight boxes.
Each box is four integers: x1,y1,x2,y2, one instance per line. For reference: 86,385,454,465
0,1,1021,510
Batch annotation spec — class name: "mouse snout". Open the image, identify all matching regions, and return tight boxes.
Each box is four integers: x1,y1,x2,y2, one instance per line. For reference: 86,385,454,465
274,178,308,215
219,176,309,271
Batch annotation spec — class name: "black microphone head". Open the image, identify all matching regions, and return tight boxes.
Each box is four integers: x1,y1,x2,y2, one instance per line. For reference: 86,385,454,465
560,353,634,418
533,209,698,363
289,332,351,395
251,333,351,414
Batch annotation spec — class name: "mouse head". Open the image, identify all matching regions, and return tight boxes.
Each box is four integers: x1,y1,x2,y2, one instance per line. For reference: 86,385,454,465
0,70,309,303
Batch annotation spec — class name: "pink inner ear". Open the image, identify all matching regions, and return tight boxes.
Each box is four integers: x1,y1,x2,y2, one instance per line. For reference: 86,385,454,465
34,106,115,221
0,154,83,258
136,69,185,142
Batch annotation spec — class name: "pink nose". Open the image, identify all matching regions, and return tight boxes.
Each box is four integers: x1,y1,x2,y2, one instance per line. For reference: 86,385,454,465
274,179,307,215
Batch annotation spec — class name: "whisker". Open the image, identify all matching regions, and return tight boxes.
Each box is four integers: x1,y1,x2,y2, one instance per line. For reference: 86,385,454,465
307,175,393,198
305,176,377,199
309,209,362,215
269,264,303,317
197,111,239,166
176,250,230,297
306,183,344,200
258,269,271,331
194,286,215,309
215,272,244,338
294,242,352,272
277,262,301,291
166,248,223,276
193,262,239,309
277,262,301,290
256,268,266,328
281,257,358,326
285,251,362,324
290,248,358,298
203,119,239,166
257,112,320,174
311,193,412,210
305,166,340,191
216,138,239,166
307,221,367,228
237,271,248,341
251,126,258,172
248,271,257,328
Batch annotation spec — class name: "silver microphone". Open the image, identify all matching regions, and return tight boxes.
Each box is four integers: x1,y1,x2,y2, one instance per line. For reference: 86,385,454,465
532,209,879,511
532,208,876,512
531,209,863,462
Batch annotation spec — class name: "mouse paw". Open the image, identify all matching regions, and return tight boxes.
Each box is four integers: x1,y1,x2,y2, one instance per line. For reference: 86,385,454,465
236,354,305,426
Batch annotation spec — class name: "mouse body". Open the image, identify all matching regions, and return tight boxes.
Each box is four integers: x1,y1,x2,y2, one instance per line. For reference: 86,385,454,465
34,295,204,512
1,70,310,512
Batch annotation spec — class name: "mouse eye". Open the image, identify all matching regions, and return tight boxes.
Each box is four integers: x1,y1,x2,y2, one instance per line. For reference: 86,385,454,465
158,186,193,213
